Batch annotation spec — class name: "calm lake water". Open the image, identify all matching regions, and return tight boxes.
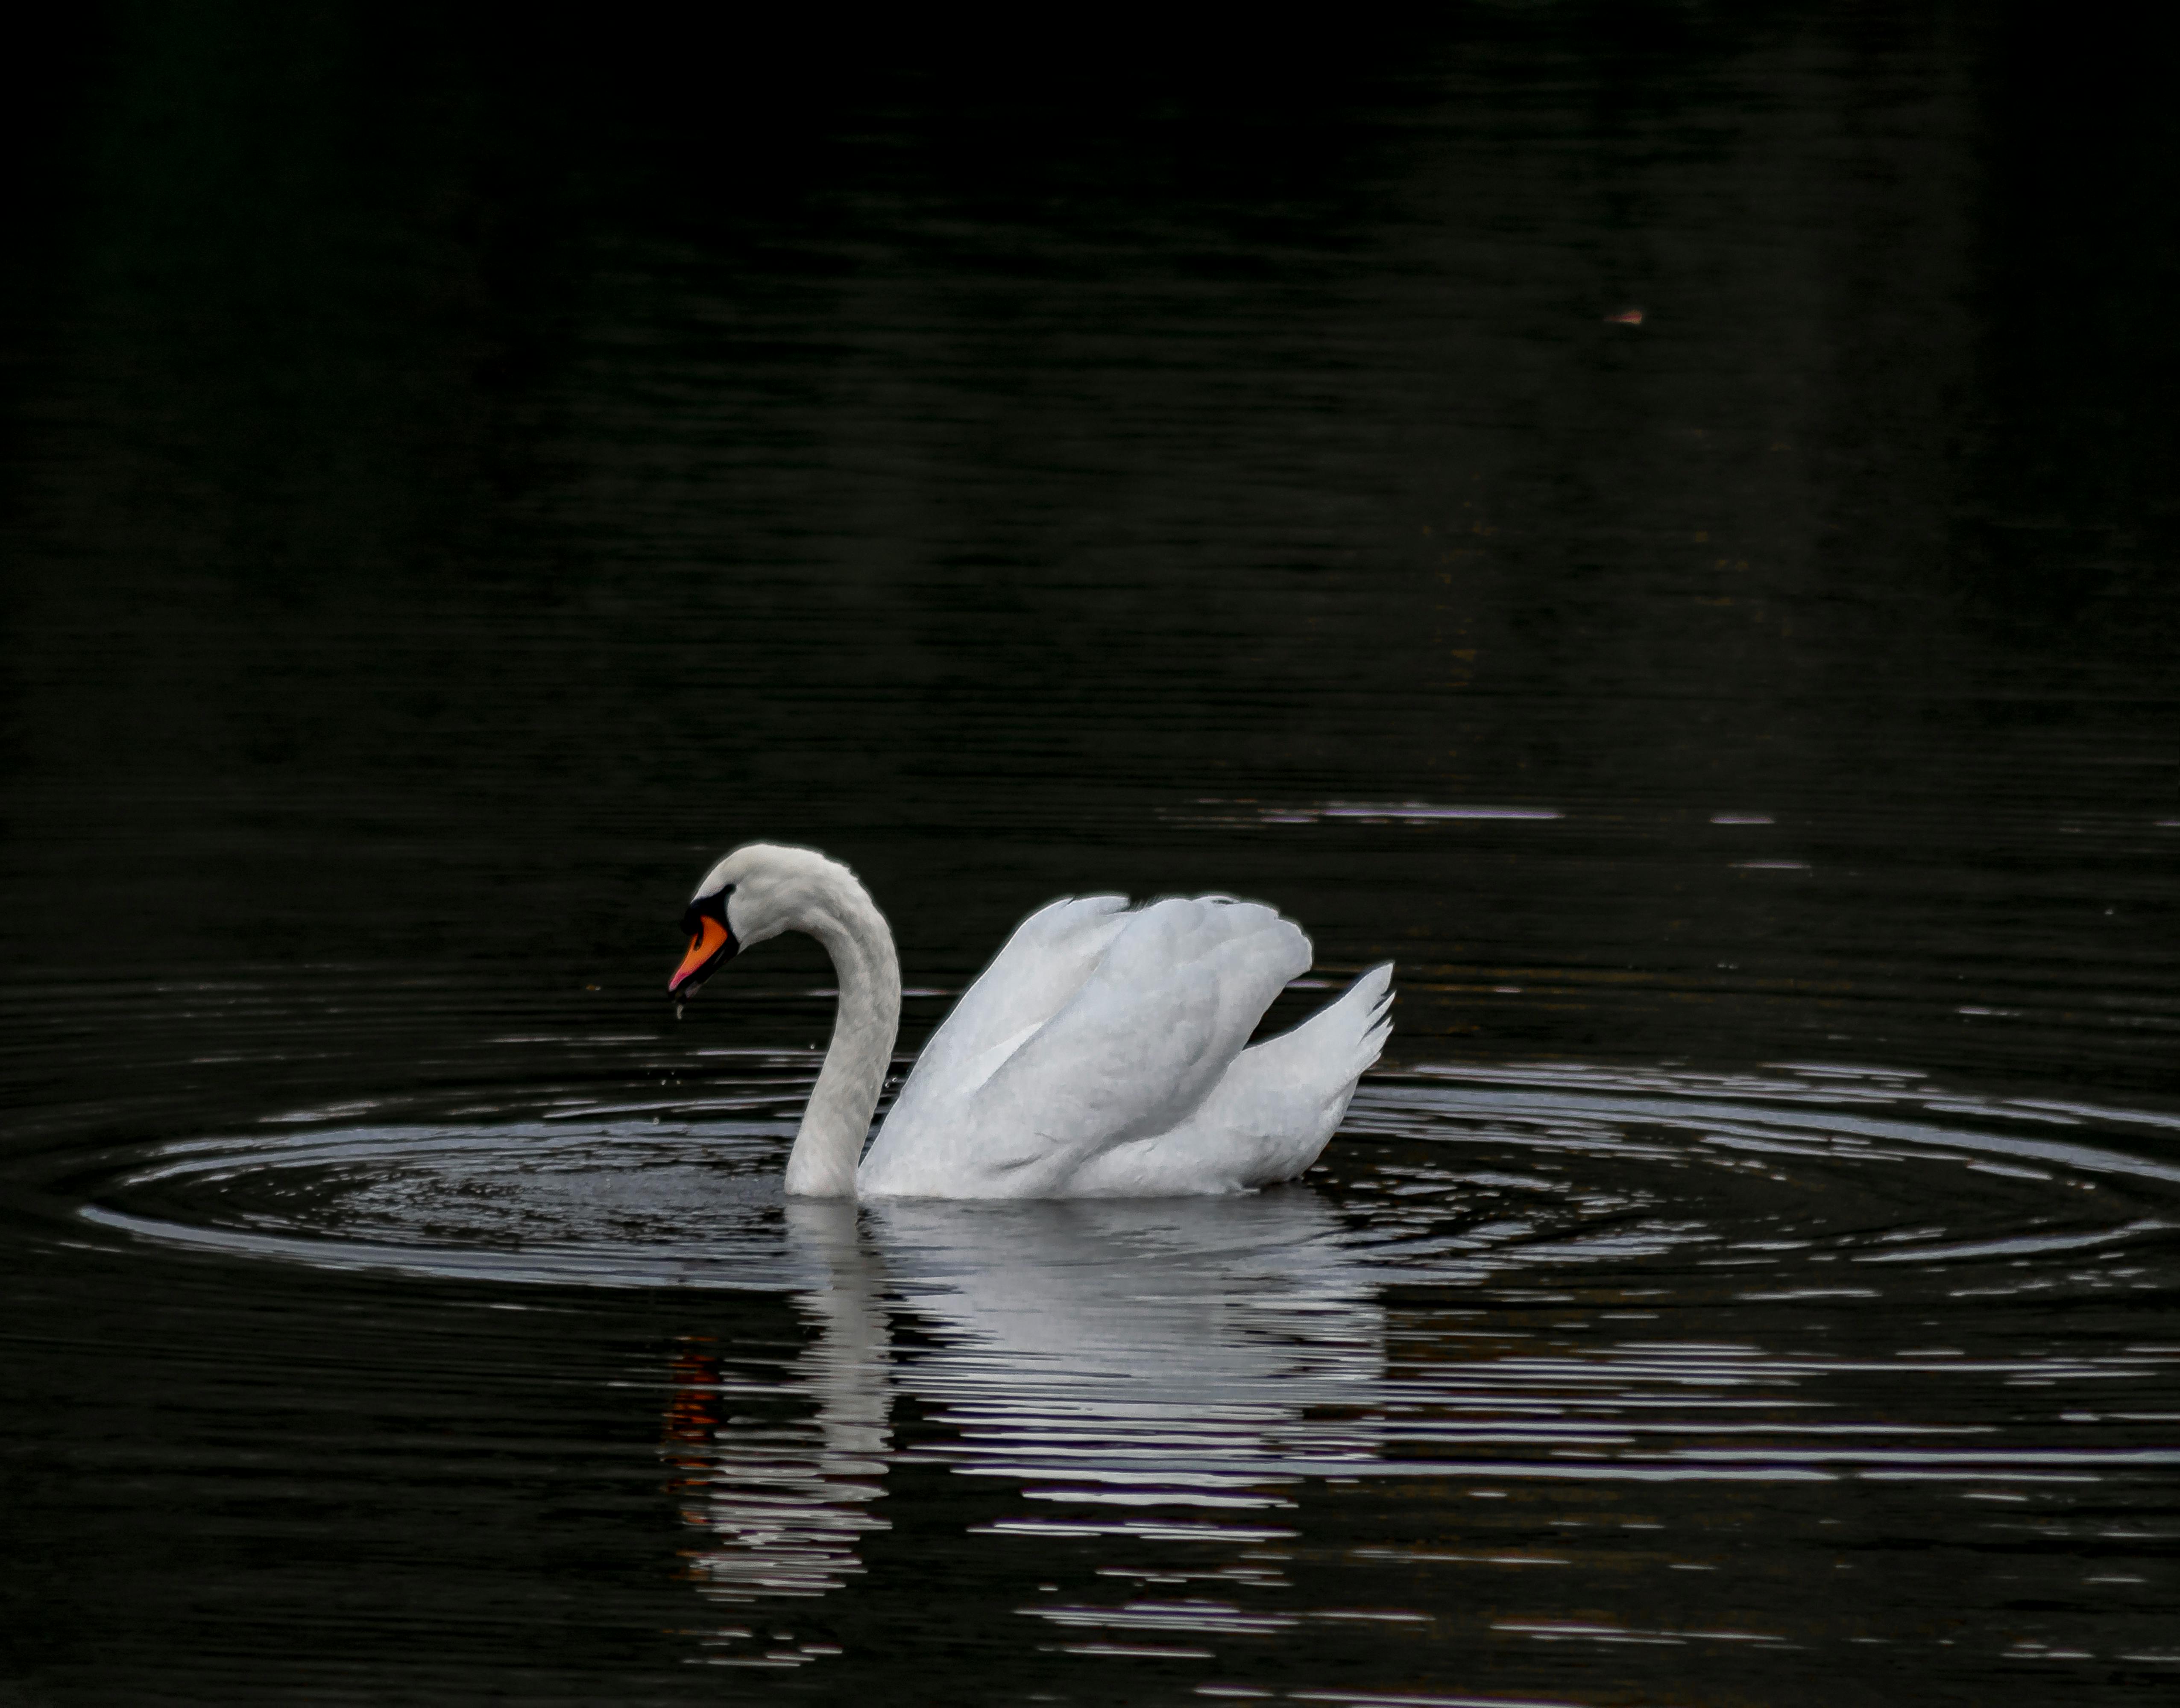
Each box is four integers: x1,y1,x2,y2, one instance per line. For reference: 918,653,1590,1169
4,7,2177,1704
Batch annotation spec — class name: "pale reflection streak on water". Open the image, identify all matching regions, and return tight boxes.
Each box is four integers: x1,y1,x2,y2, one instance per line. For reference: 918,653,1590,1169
43,1062,2180,1684
666,1193,1383,1668
663,1207,890,1669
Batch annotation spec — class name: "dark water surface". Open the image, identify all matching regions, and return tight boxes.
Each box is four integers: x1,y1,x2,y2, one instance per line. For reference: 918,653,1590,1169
4,6,2177,1704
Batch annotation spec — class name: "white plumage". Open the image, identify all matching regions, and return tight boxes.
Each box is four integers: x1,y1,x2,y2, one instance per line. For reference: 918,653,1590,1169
671,844,1393,1200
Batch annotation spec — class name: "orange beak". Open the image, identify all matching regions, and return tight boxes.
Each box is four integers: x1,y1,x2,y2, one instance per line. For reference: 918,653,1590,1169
670,916,733,994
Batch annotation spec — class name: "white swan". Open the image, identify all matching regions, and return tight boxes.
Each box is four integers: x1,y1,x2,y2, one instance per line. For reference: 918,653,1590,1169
668,843,1393,1199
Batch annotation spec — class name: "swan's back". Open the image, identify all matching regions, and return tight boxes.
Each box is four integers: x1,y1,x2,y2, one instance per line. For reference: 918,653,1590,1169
859,894,1388,1199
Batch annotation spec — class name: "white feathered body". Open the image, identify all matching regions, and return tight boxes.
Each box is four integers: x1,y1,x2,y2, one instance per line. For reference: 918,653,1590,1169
858,895,1392,1199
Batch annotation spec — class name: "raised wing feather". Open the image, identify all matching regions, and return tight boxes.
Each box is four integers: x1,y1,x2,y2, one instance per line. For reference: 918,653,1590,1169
867,895,1129,1159
979,899,1308,1156
861,896,1310,1197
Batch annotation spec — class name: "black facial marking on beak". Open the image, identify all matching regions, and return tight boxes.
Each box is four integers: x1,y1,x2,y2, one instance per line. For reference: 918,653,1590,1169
670,883,740,1013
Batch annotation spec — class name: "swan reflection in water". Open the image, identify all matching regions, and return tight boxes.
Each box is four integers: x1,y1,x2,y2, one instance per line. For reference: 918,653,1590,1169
662,1205,892,1666
663,1190,1382,1665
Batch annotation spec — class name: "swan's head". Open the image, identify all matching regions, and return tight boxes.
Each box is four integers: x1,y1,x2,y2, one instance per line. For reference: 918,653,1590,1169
668,842,859,1016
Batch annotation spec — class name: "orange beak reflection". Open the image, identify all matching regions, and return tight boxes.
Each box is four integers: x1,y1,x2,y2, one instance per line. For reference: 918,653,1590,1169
670,916,733,994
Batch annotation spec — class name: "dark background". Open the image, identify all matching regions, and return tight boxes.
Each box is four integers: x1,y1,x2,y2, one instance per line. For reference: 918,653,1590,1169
5,2,2176,1091
5,3,2176,1105
3,8,2178,1701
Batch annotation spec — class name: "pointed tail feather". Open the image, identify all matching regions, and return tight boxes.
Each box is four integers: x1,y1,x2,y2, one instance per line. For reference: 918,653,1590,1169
1220,961,1395,1182
1328,961,1395,1082
1260,961,1393,1089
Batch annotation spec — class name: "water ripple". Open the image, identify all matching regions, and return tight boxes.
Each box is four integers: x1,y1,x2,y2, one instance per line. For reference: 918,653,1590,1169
11,1061,2176,1676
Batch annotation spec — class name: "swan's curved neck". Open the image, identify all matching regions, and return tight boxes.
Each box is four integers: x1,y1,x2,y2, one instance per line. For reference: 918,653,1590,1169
783,873,901,1198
